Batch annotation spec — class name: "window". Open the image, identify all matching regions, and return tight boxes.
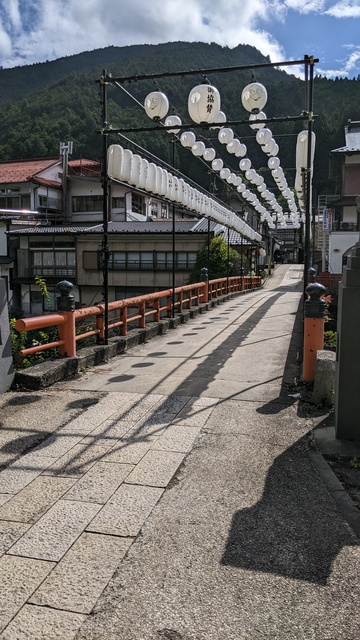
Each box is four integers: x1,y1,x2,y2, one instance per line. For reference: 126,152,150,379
30,288,56,314
30,249,76,277
0,192,30,210
112,196,125,211
131,193,145,215
72,195,103,212
108,251,197,271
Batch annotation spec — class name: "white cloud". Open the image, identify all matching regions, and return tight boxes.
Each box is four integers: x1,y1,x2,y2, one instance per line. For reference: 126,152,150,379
2,0,22,30
325,1,360,17
0,0,285,68
283,0,326,13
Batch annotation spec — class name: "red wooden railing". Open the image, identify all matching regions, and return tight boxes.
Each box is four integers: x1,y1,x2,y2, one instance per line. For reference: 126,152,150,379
15,275,261,359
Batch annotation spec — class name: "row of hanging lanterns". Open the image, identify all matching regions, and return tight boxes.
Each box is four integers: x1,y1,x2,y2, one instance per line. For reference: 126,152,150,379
241,82,303,228
107,144,261,242
143,79,309,232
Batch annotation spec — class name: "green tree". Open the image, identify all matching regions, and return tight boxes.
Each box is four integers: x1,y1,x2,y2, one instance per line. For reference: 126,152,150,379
188,236,248,283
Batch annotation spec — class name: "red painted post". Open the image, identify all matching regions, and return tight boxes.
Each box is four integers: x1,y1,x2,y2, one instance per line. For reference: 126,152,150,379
58,311,76,357
56,280,77,357
302,277,326,381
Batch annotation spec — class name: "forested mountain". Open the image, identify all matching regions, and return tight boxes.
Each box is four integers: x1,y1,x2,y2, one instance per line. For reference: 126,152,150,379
0,41,359,197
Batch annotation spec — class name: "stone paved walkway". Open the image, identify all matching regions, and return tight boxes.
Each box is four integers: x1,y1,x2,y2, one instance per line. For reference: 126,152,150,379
0,265,359,639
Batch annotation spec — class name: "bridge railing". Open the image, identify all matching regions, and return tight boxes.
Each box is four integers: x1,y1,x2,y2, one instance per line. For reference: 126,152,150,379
14,275,261,359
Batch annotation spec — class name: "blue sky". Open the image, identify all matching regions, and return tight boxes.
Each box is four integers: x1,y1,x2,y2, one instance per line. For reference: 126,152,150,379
0,0,359,78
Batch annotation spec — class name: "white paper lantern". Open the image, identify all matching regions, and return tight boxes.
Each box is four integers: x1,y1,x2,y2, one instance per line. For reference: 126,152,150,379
239,158,251,172
120,148,133,182
256,128,272,146
245,169,256,182
296,130,316,170
145,162,157,192
249,111,267,130
226,139,241,155
164,115,182,134
241,82,268,112
188,84,221,124
235,143,247,158
268,142,279,157
237,183,246,193
191,141,206,157
180,131,196,148
144,91,169,120
203,147,216,162
209,110,227,129
137,158,149,189
107,144,123,180
263,139,277,155
220,168,231,180
268,157,280,170
218,128,234,145
212,158,224,172
129,154,142,186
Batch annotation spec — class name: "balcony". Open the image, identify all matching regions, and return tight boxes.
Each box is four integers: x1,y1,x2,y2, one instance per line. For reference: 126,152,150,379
331,221,359,232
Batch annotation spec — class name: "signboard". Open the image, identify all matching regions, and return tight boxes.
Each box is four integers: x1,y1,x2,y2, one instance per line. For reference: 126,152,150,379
323,207,333,230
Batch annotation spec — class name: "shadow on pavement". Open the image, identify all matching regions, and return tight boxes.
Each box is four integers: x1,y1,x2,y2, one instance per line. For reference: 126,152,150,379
221,434,359,584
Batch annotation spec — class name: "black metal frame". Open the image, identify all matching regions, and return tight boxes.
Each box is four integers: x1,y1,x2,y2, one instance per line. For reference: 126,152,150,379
97,55,318,343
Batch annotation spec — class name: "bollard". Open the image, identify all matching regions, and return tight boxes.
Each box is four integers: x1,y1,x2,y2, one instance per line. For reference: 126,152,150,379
56,280,76,357
302,273,326,382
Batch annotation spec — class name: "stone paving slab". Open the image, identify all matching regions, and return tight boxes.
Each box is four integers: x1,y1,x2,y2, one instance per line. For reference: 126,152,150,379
30,532,133,614
102,438,156,465
80,418,131,444
87,483,164,537
0,453,56,494
0,476,76,524
8,499,101,561
43,443,108,478
0,605,86,640
151,424,202,453
0,521,30,556
125,449,185,487
0,555,54,634
62,461,133,504
172,396,219,427
0,495,12,507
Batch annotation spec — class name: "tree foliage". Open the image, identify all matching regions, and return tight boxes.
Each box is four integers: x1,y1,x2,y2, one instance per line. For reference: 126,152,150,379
0,42,359,195
188,236,248,282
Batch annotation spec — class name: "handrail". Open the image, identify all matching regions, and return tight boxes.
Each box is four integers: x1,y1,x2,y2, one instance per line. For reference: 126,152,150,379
15,275,261,359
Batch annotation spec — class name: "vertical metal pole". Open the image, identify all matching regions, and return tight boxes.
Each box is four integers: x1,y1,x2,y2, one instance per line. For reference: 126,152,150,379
227,228,230,293
304,55,315,299
172,139,176,318
207,216,211,275
100,70,109,344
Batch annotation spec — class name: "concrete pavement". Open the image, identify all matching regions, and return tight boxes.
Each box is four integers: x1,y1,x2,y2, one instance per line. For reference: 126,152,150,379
0,264,359,639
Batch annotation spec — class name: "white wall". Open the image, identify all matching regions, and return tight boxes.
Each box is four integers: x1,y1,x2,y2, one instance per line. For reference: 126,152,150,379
329,231,357,273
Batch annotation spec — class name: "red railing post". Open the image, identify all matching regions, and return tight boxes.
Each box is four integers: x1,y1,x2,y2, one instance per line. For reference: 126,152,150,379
57,311,77,357
120,306,127,335
96,312,105,344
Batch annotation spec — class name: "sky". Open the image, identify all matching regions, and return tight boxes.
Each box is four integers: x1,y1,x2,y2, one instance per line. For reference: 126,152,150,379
0,0,359,79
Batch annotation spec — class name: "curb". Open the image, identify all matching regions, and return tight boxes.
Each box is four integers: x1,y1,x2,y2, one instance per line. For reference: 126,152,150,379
308,449,360,539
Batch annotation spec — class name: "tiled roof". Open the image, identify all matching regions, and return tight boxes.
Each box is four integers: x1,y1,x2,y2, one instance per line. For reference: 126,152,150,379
7,220,202,235
193,218,253,245
68,159,101,177
0,158,59,184
332,121,360,153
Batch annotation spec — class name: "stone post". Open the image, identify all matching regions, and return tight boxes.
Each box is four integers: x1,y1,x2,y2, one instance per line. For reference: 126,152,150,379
0,279,14,393
335,242,360,439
